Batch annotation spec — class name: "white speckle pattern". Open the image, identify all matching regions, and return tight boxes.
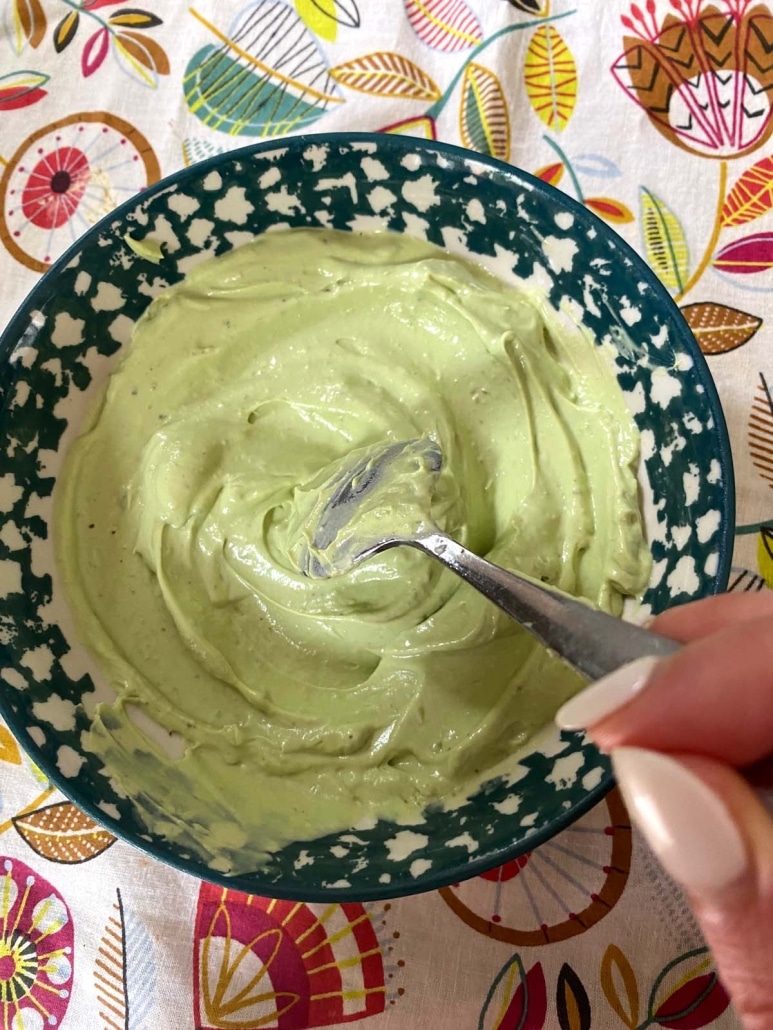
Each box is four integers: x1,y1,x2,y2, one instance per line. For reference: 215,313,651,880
361,156,389,181
683,464,700,506
667,555,700,595
51,313,84,347
542,235,578,274
493,796,521,816
266,187,303,215
696,509,720,543
465,198,485,224
402,174,439,212
202,170,222,191
186,219,214,248
446,833,478,854
385,830,428,861
167,193,200,220
410,859,432,878
671,525,692,549
650,367,682,408
32,697,76,732
582,767,604,790
20,644,55,681
214,186,254,225
57,745,85,778
367,186,397,213
258,166,282,190
0,559,22,598
546,752,584,790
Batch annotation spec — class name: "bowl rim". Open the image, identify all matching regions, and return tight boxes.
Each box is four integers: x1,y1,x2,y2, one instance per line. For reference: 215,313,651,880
0,131,736,901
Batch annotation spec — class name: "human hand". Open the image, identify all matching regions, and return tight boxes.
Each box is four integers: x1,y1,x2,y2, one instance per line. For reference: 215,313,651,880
556,591,773,1030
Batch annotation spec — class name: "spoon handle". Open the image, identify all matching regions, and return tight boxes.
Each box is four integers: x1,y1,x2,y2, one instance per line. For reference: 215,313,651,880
413,533,679,682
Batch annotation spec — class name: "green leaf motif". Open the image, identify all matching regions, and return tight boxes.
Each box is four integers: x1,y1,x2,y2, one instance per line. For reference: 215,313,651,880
639,187,689,295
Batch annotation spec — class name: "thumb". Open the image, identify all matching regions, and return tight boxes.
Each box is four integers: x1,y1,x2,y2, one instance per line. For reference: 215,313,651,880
611,748,773,1030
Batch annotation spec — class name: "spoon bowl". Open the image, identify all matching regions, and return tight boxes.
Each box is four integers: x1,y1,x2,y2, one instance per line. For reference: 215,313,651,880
298,437,681,683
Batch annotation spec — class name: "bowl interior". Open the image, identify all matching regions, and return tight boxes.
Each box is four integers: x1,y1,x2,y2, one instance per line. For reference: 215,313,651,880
0,133,733,899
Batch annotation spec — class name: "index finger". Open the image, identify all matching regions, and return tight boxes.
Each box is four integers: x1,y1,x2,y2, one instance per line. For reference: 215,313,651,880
558,613,773,767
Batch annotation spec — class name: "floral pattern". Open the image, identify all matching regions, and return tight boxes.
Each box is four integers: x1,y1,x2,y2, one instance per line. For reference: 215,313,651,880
0,0,764,1026
0,858,73,1030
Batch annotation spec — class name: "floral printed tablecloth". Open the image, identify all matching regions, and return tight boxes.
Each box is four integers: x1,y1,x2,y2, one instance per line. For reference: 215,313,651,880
0,0,770,1027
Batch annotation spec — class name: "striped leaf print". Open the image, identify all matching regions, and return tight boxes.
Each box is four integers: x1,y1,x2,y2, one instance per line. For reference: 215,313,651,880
748,373,773,489
722,156,773,227
639,187,689,294
404,0,482,53
524,25,577,131
459,63,510,161
331,50,440,100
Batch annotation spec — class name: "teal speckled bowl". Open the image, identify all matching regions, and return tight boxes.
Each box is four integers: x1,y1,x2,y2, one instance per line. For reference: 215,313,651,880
0,133,733,900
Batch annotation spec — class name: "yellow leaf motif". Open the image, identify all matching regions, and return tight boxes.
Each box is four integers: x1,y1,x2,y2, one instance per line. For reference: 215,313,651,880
721,156,773,227
524,25,577,132
202,902,299,1025
459,63,510,161
295,0,337,42
757,528,773,587
639,187,690,294
600,944,640,1029
0,725,20,765
331,51,440,101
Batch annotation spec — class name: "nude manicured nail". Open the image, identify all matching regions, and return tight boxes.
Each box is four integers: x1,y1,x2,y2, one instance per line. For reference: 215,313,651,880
555,655,660,731
612,747,748,894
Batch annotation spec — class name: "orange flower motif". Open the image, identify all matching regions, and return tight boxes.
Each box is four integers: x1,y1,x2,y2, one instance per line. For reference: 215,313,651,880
612,0,773,158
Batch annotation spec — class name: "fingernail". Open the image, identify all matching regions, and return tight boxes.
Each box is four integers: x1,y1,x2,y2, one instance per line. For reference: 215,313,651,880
612,747,748,893
555,655,660,731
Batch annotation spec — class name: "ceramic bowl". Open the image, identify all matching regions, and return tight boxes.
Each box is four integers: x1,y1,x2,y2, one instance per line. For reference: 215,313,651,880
0,132,733,900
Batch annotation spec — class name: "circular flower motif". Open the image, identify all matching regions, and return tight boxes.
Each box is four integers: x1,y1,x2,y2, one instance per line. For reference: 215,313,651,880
0,858,73,1029
612,0,773,159
21,147,90,231
0,111,160,273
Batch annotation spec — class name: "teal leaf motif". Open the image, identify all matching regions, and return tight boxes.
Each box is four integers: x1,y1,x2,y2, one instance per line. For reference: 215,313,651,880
184,0,341,138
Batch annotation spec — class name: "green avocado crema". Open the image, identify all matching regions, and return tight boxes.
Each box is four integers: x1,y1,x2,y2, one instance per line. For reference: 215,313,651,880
55,228,651,872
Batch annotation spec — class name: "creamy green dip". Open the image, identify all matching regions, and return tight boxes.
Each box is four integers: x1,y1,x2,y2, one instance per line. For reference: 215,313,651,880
55,229,650,871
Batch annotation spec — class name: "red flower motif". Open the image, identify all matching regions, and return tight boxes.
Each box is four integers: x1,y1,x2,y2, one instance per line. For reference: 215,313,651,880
480,853,531,882
193,883,386,1028
21,146,90,229
612,0,773,158
0,858,74,1030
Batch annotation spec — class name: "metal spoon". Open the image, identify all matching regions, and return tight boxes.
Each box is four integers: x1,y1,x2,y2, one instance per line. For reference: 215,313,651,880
297,438,679,682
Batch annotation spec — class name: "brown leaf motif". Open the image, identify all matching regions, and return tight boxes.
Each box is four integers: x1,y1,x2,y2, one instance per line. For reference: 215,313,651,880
7,0,47,52
13,801,116,863
748,372,773,489
600,944,640,1030
459,63,510,161
114,29,170,81
681,301,762,355
330,51,440,101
